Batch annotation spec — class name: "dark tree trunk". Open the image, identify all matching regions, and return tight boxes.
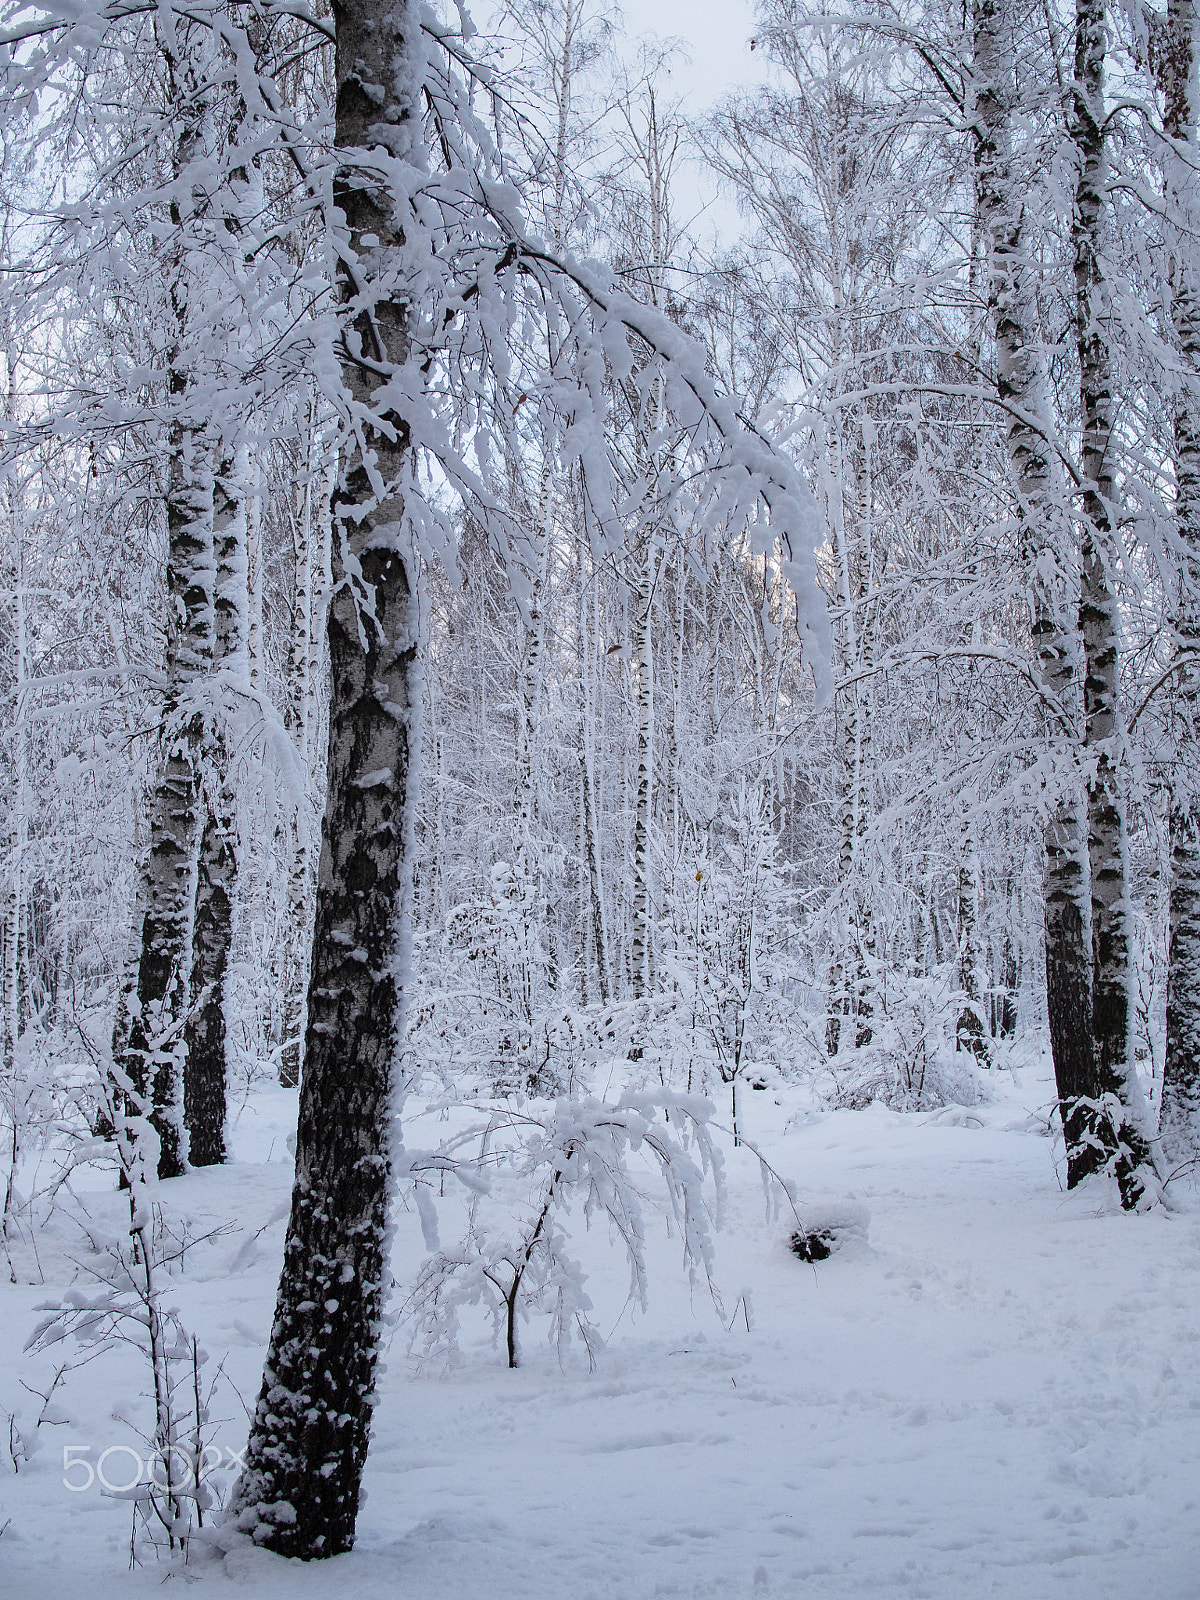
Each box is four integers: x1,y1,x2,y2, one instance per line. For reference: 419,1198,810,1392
229,0,418,1559
1164,817,1200,1157
1161,0,1200,1162
185,807,232,1168
1044,846,1098,1180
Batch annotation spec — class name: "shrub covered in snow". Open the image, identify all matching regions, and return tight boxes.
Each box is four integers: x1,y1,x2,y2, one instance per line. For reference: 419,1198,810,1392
815,971,993,1113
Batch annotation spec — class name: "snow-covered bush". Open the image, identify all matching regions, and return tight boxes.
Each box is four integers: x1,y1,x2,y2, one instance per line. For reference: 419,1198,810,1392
25,1200,231,1561
0,1002,117,1279
397,1090,724,1369
815,969,993,1112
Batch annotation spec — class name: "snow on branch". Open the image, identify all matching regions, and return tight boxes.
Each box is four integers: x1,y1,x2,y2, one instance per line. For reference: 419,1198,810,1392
320,2,833,686
395,1089,725,1370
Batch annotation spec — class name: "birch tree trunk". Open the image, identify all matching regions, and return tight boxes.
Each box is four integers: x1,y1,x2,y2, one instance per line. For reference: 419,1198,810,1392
578,553,610,1002
1071,0,1157,1205
1161,0,1200,1161
280,423,325,1089
826,451,875,1055
111,28,225,1182
955,818,990,1061
2,512,27,1234
973,0,1096,1181
629,534,657,999
513,468,552,1040
230,0,419,1556
116,426,212,1181
184,450,247,1167
181,75,265,1165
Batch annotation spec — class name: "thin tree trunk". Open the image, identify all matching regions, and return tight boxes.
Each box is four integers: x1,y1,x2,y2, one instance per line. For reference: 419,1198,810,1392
825,401,874,1053
580,740,610,1004
1072,0,1157,1205
182,86,264,1161
281,420,324,1089
112,32,220,1182
230,0,419,1556
955,818,990,1061
512,469,552,1043
2,522,27,1234
117,428,212,1181
579,546,610,1002
184,450,247,1167
247,459,265,692
1161,0,1200,1161
629,536,657,999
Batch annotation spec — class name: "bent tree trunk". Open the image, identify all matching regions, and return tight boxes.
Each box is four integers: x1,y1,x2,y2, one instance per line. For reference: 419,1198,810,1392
1161,0,1200,1161
229,0,418,1559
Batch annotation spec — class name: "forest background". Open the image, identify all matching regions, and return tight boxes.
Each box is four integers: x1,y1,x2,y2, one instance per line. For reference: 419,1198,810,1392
2,0,1200,1565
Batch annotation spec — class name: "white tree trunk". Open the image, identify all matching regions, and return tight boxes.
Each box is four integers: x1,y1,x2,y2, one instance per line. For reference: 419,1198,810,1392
185,445,248,1165
1072,0,1157,1204
974,0,1096,1180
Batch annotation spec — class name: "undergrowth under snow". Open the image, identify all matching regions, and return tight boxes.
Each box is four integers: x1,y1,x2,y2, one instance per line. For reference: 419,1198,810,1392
1,1044,1197,1600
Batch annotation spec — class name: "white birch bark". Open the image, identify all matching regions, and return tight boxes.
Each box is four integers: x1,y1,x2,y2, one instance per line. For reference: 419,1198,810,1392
629,533,658,999
973,0,1097,1180
184,444,248,1166
1071,0,1158,1203
280,419,327,1088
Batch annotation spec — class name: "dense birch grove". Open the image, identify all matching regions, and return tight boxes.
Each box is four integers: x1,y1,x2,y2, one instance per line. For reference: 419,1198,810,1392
2,0,1200,1561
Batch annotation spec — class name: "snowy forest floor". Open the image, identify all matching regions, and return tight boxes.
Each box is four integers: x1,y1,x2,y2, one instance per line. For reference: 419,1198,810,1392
2,1047,1198,1600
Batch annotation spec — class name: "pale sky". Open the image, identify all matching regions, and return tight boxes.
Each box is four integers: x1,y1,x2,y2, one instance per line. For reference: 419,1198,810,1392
617,0,767,243
473,0,769,248
624,0,762,111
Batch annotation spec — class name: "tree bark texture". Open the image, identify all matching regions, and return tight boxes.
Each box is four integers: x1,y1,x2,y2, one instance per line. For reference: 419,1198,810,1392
629,537,657,999
1161,0,1200,1161
1072,0,1157,1204
955,819,990,1062
184,454,246,1167
229,0,418,1558
974,0,1097,1182
112,32,219,1182
577,553,610,1003
282,435,331,1088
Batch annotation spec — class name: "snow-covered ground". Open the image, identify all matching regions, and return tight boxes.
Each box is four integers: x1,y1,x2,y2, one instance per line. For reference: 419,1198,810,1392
2,1053,1198,1599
